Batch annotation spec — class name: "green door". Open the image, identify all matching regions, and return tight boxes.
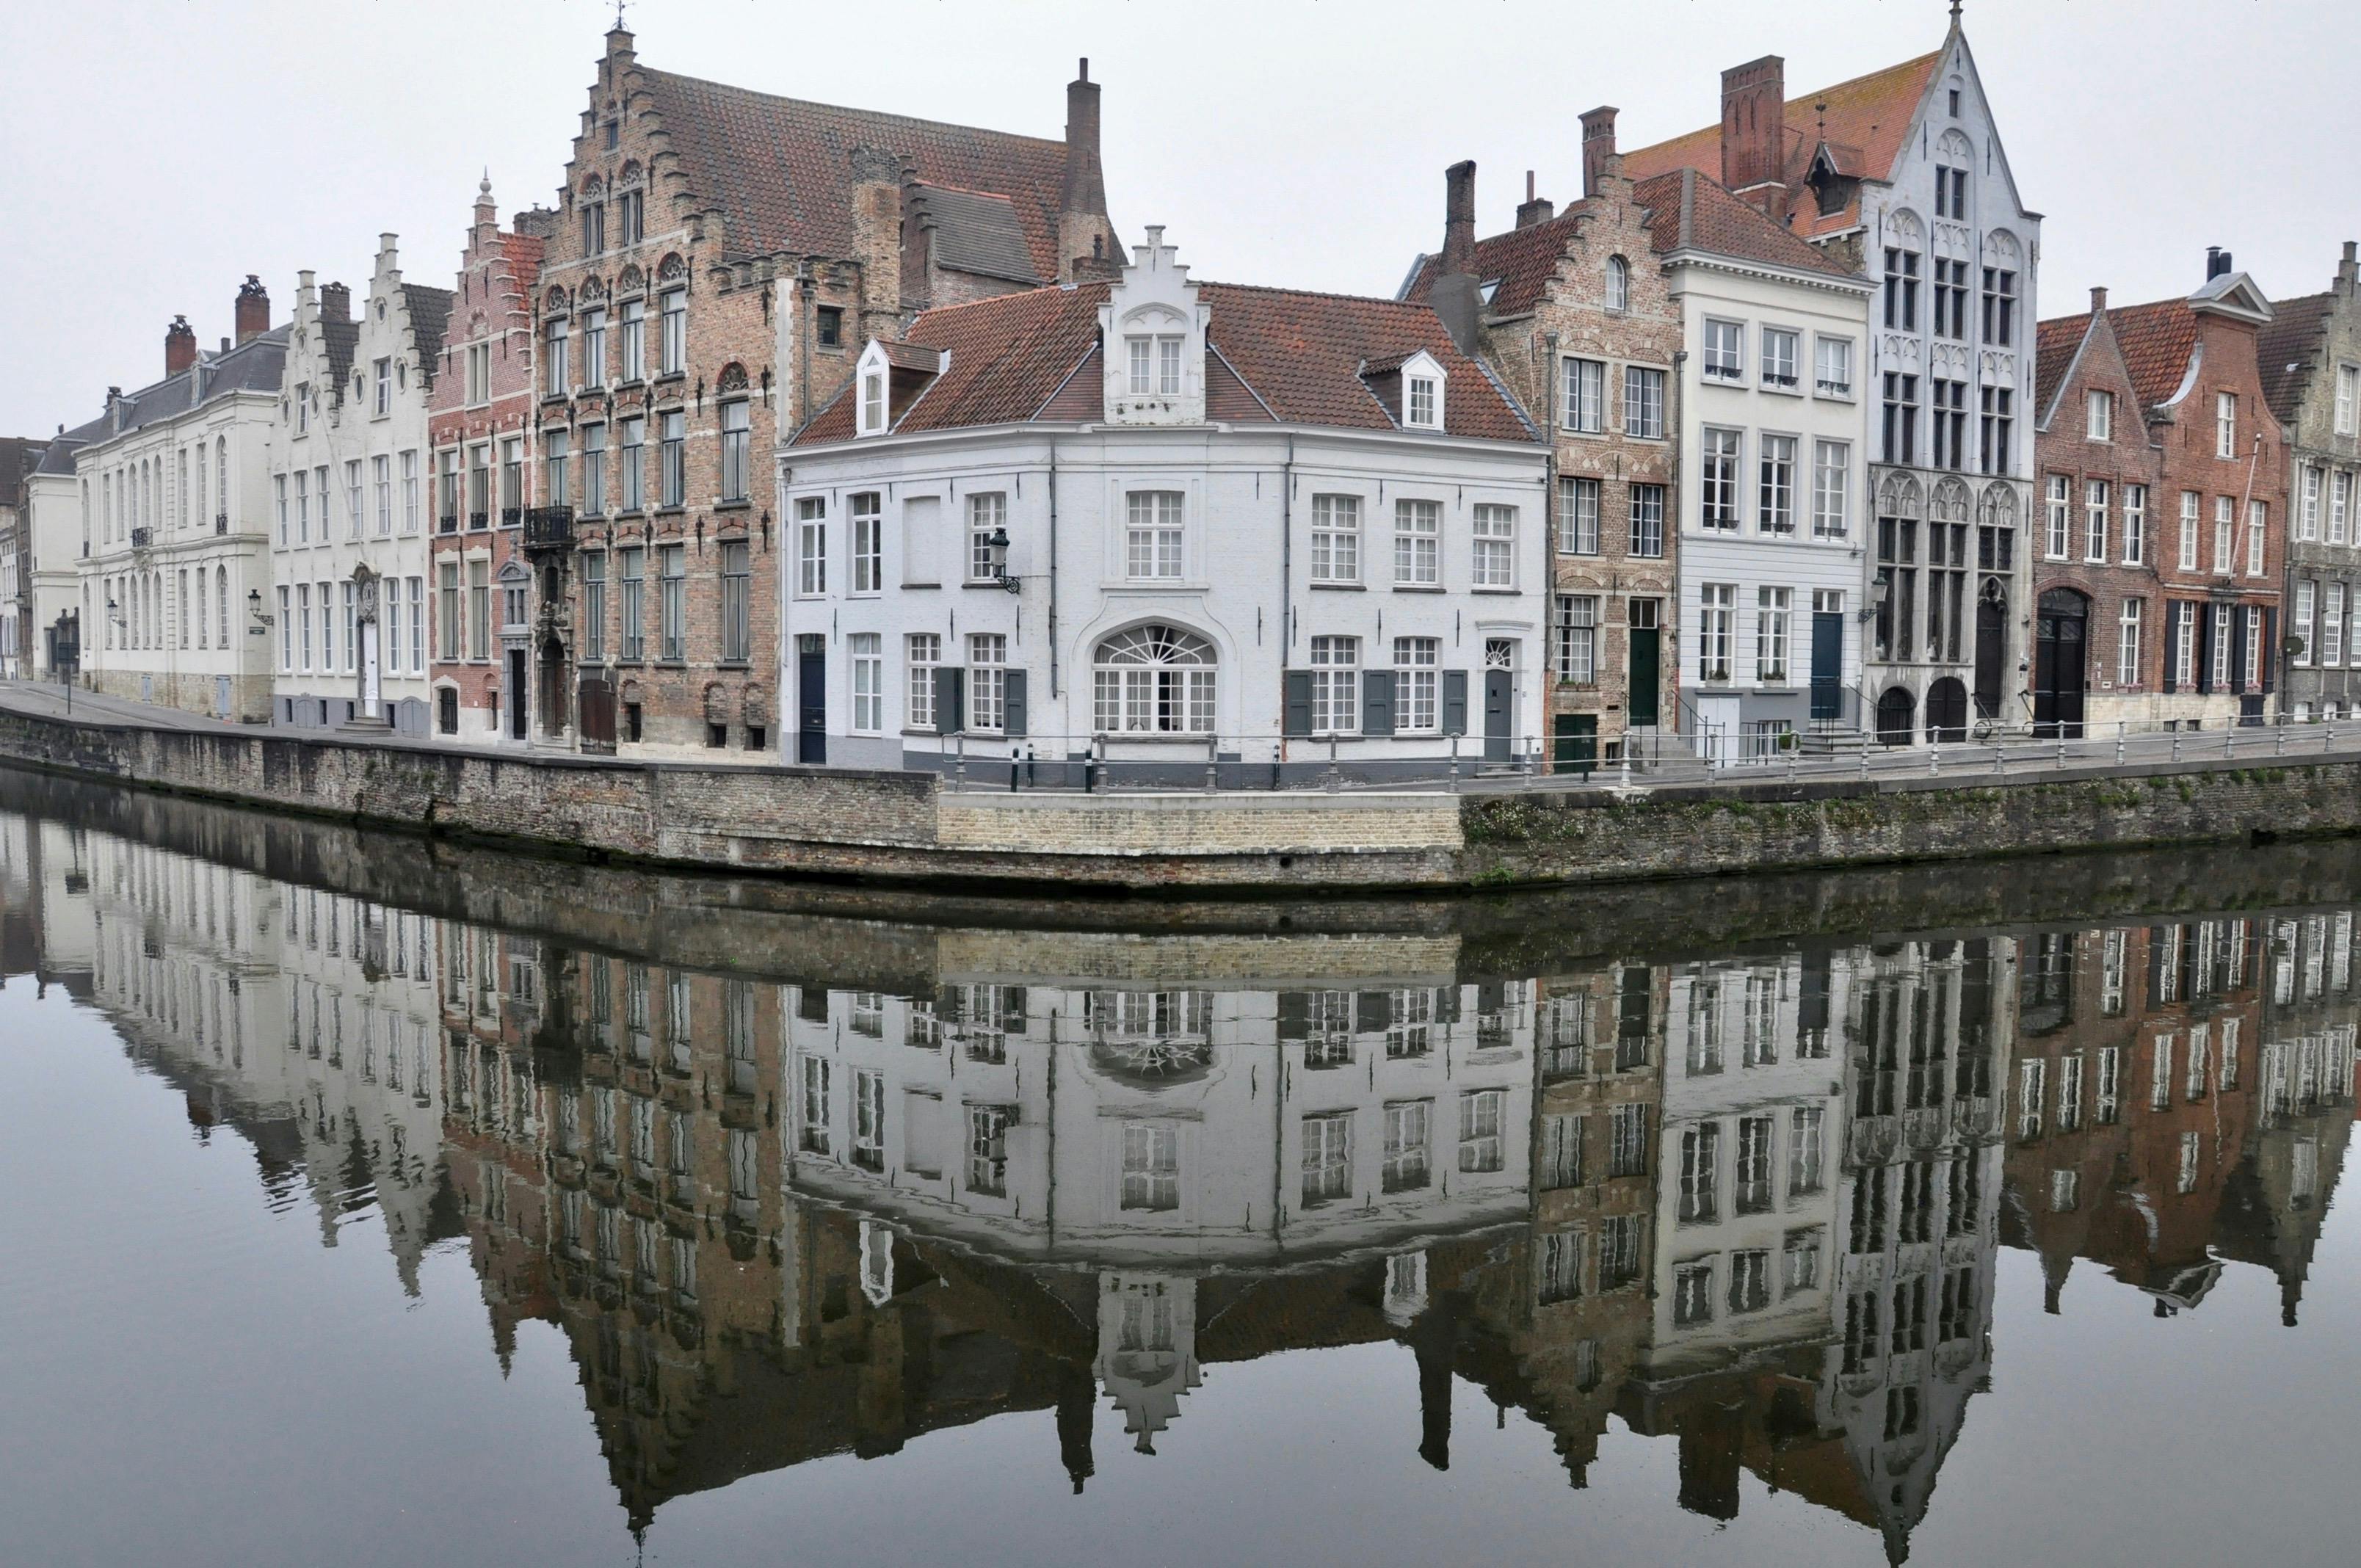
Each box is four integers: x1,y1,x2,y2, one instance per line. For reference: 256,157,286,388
1628,626,1661,725
1553,714,1598,776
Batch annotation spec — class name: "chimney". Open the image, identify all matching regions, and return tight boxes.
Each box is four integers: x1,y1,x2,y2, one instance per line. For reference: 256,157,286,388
2090,286,2108,314
320,280,352,322
1581,106,1620,197
2205,246,2233,281
1056,58,1108,283
1515,171,1554,230
1719,56,1786,196
219,337,231,354
164,316,198,378
2340,241,2359,297
234,275,269,345
1441,160,1477,275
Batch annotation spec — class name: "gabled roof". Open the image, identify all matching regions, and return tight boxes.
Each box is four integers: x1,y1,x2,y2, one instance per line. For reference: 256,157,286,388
2034,312,2091,418
791,278,1531,446
1620,50,1943,238
2257,290,2332,424
2091,300,2200,412
0,437,42,509
316,316,360,401
633,64,1078,277
400,283,454,391
911,183,1042,286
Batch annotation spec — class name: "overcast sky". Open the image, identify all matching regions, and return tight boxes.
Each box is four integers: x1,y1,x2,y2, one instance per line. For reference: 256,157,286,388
5,0,2356,437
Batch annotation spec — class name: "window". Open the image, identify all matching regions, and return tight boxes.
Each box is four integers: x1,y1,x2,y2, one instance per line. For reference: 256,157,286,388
1815,335,1853,398
576,425,605,518
812,305,844,350
658,545,685,661
1756,587,1791,683
467,444,489,523
1556,595,1597,683
2178,491,2201,570
1124,334,1184,396
1309,635,1359,732
795,497,826,596
2217,391,2238,459
659,288,686,374
2214,495,2235,574
1562,357,1604,432
1701,428,1741,529
1310,494,1360,581
1882,374,1918,465
1458,1089,1506,1174
295,384,310,434
719,541,750,662
1983,266,2019,343
1382,1100,1432,1192
400,450,419,533
344,461,362,538
581,198,604,255
1758,434,1796,534
2123,484,2146,565
1624,365,1665,438
1629,484,1665,556
1674,1261,1714,1326
2118,598,2144,685
1760,326,1799,389
1932,258,1969,340
1789,1106,1825,1194
2326,583,2346,666
1537,1230,1583,1304
2084,479,2109,561
1471,504,1515,586
1302,1114,1352,1206
501,578,526,632
2086,388,2115,443
1699,583,1735,680
1126,490,1184,581
620,416,645,511
1605,254,1629,312
275,475,287,545
906,634,939,728
464,343,490,404
435,565,457,661
1979,386,2013,473
1559,477,1600,554
1094,624,1216,734
1883,248,1920,330
466,561,490,661
658,411,684,507
859,369,885,435
581,308,606,390
294,469,309,542
1932,378,1968,470
543,429,568,509
1934,162,1968,219
2248,500,2267,578
372,356,392,417
851,493,882,593
2336,471,2354,544
719,400,750,501
496,441,521,518
1404,373,1437,428
619,298,645,381
1812,440,1849,537
1678,1122,1719,1223
1393,498,1440,584
1702,319,1742,382
614,548,642,660
581,553,606,661
849,633,882,733
545,316,568,396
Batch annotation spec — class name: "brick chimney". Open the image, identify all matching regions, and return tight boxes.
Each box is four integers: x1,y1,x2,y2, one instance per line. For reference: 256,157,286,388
2338,241,2359,300
1515,171,1554,230
1057,58,1110,283
320,280,352,321
2090,286,2108,315
165,315,197,378
1720,56,1786,197
234,275,269,345
1441,160,1476,275
1581,106,1620,197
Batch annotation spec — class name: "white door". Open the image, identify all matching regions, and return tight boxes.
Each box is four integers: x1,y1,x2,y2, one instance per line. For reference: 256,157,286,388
1697,695,1741,766
360,620,382,716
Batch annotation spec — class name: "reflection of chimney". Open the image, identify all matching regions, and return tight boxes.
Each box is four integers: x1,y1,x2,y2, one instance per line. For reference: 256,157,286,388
1056,1362,1096,1495
164,316,197,378
1515,170,1554,230
1441,160,1476,275
1581,106,1620,197
234,275,269,344
1411,1299,1455,1472
1720,55,1786,197
2206,246,2233,281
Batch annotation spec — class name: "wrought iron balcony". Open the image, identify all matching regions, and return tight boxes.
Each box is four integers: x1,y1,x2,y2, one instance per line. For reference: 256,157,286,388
130,526,152,550
214,512,228,535
500,506,522,529
468,511,488,531
438,513,458,535
523,505,576,552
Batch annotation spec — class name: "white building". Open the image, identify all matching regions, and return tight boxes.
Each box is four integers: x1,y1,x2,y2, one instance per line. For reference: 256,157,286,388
1650,171,1875,761
777,231,1548,782
73,283,284,721
267,246,450,736
22,418,105,680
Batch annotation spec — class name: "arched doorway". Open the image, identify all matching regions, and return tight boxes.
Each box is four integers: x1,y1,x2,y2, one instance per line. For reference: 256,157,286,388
1926,677,1969,743
2033,588,2089,738
1093,624,1216,733
1876,686,1916,746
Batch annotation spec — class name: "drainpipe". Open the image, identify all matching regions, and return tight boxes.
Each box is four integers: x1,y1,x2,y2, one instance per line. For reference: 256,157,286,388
1667,345,1689,737
1540,330,1559,763
1278,433,1294,755
2238,425,2264,703
1048,445,1060,703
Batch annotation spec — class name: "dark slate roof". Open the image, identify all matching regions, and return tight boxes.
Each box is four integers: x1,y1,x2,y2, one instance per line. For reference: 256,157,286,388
78,326,290,447
913,184,1042,286
634,65,1079,277
2257,290,2332,426
0,438,41,508
35,414,109,476
792,278,1532,446
400,284,454,391
319,317,360,404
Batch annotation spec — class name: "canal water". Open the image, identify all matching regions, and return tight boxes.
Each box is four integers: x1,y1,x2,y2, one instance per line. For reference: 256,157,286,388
3,767,2358,1568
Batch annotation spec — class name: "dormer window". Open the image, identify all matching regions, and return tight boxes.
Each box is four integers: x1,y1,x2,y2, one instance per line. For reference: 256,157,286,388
1398,349,1447,431
1127,335,1183,397
1101,228,1206,424
860,369,885,435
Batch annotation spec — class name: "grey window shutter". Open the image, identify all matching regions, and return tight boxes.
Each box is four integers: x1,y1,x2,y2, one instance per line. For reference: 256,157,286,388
2195,606,2214,694
1435,984,1462,1024
2261,608,2277,694
1442,669,1469,736
1277,992,1310,1040
935,667,965,735
1361,669,1395,736
1356,991,1393,1032
2161,603,2178,693
1003,670,1027,738
1283,669,1313,737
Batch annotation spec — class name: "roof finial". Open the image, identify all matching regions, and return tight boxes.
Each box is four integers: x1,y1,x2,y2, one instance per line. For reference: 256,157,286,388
1951,0,1963,22
614,0,628,29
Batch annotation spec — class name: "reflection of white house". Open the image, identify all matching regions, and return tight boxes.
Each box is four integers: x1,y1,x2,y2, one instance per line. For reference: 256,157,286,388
780,230,1548,781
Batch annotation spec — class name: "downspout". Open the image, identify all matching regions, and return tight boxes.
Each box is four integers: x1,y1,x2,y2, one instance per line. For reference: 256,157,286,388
2238,425,2264,701
1540,332,1559,762
1668,345,1689,736
1278,434,1294,755
1048,444,1060,701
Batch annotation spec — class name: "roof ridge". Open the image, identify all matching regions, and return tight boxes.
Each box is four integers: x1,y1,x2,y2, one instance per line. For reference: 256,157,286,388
636,65,1068,152
913,278,1111,324
1787,47,1945,108
1200,280,1443,311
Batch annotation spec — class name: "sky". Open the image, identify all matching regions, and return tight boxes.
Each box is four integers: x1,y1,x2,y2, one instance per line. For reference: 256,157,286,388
4,0,2357,438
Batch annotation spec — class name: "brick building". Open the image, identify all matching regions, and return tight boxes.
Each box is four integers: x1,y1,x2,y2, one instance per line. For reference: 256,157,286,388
2259,242,2361,720
426,178,551,744
2034,252,2285,731
528,23,1116,756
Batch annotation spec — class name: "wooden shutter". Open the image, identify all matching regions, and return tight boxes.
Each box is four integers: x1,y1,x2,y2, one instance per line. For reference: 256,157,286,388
1283,669,1313,737
1360,669,1395,736
2196,604,2215,694
934,667,965,735
1002,670,1027,738
1277,992,1310,1040
2161,603,2178,693
1442,669,1469,736
1355,990,1393,1032
2261,607,2277,694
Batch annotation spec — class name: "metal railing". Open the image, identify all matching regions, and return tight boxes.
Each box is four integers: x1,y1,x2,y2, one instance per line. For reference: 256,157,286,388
1685,708,2361,784
523,505,575,552
926,727,1679,794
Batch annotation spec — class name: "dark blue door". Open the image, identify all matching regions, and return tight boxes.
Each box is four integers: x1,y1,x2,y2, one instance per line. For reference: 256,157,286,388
1810,612,1843,721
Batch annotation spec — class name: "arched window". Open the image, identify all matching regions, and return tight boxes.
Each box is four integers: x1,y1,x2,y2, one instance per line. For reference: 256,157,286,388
1606,255,1629,313
1875,686,1916,745
1092,624,1216,735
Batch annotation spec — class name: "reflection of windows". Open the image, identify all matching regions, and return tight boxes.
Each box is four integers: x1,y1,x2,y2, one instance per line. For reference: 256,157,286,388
1608,1103,1648,1178
1538,1229,1584,1304
966,1104,1012,1196
1728,1248,1771,1313
1783,1227,1823,1295
1890,1275,1926,1354
1850,1166,1888,1254
1678,1122,1719,1223
1121,1123,1179,1211
1735,1116,1774,1213
1843,1288,1881,1373
1382,1100,1432,1192
1543,992,1592,1078
1673,1261,1714,1326
1599,1214,1642,1291
798,1055,830,1154
2050,1168,2079,1212
1458,1089,1506,1173
1301,1113,1352,1206
1385,987,1435,1057
1541,1114,1584,1189
1938,1265,1977,1341
1788,1106,1824,1194
852,1070,885,1171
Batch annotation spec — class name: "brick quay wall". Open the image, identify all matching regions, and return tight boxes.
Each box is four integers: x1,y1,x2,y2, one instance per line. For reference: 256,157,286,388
3,707,2360,893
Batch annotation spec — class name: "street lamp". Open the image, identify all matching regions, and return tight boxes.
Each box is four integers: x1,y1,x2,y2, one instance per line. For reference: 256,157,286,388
986,525,1020,594
247,588,274,627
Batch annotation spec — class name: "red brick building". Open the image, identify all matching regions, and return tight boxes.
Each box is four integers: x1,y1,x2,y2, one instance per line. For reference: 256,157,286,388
426,178,551,744
529,23,1116,755
2033,252,2286,732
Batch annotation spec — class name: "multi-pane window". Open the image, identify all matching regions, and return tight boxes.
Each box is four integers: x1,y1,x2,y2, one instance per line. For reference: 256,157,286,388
465,343,490,404
1559,476,1600,554
1471,504,1515,586
1728,1247,1771,1313
1537,1230,1582,1304
435,565,457,660
1678,1122,1719,1223
1755,587,1791,683
2214,495,2235,574
543,429,568,509
1760,327,1799,389
2326,582,2346,666
1979,387,2013,473
795,498,826,596
659,411,684,507
620,417,645,511
545,316,568,396
2335,471,2354,544
1120,1125,1179,1211
719,541,751,662
1562,357,1605,432
967,634,1007,732
2248,500,2267,578
1812,440,1849,537
1789,1106,1825,1194
1702,319,1743,382
1629,484,1665,556
620,298,645,382
2118,598,2144,686
1882,374,1918,465
849,633,882,733
1393,637,1439,730
1883,248,1920,330
581,308,606,390
346,461,363,537
1605,253,1629,312
618,548,644,660
1309,635,1359,733
2045,475,2072,559
1382,1100,1432,1193
2084,479,2110,562
2124,484,2147,565
1815,335,1853,398
1126,491,1184,580
1981,266,2017,344
1699,583,1735,680
1556,595,1597,684
1934,162,1968,219
467,560,490,661
581,553,606,661
906,633,939,728
579,424,605,516
1625,366,1665,438
1393,498,1440,584
1458,1089,1506,1174
859,370,885,434
372,454,392,535
1674,1262,1714,1326
2216,391,2238,459
1301,1114,1352,1206
1404,374,1437,428
1701,428,1741,529
969,492,1008,583
2087,388,2114,441
846,493,883,594
2178,490,2201,570
1310,494,1360,581
1932,258,1969,340
2300,464,2324,540
659,288,686,374
658,545,685,661
1931,378,1968,470
719,400,750,501
1758,434,1796,534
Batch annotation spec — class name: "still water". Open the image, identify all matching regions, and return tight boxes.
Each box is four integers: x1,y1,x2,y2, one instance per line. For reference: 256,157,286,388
4,769,2360,1568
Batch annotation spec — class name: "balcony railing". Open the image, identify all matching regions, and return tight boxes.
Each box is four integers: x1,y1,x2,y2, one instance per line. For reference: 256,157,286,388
130,526,151,549
214,512,228,535
500,506,523,529
523,505,576,552
468,511,488,531
438,513,459,535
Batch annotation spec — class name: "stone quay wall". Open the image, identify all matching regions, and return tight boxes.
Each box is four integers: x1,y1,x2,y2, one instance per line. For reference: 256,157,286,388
4,705,2360,891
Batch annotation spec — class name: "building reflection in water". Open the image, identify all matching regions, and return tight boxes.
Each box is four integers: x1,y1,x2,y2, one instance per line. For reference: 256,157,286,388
3,798,2357,1559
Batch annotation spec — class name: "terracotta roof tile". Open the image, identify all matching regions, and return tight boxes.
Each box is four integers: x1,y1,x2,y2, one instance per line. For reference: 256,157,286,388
2257,291,2332,426
1401,203,1593,316
637,66,1078,275
2034,312,2092,417
2100,298,2202,410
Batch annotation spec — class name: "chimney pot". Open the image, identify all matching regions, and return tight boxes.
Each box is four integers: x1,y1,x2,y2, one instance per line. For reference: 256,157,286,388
1580,106,1620,197
1441,160,1477,276
2206,246,2232,280
2090,286,2108,314
234,275,270,345
164,314,199,378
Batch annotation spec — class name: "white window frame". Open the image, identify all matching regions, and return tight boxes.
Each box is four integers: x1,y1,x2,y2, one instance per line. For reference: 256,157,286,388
1813,335,1853,399
1125,490,1184,582
1702,319,1743,382
1471,504,1516,587
1562,357,1605,433
1309,493,1360,583
1812,439,1849,538
1755,586,1791,685
1393,636,1439,731
2086,388,2114,442
1556,595,1597,684
2216,391,2237,459
1760,326,1800,391
1758,434,1796,534
2084,479,2108,562
1624,365,1666,439
2118,598,2143,686
1393,498,1440,586
795,497,826,597
1699,583,1735,682
1559,476,1600,555
849,633,883,733
2338,365,2360,437
2123,484,2147,565
2046,474,2072,559
1309,634,1359,733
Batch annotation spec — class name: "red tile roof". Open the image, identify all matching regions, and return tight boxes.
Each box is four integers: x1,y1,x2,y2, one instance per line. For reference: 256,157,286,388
635,66,1079,275
1620,51,1943,239
791,279,1532,446
2034,312,2092,418
2099,298,2202,410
